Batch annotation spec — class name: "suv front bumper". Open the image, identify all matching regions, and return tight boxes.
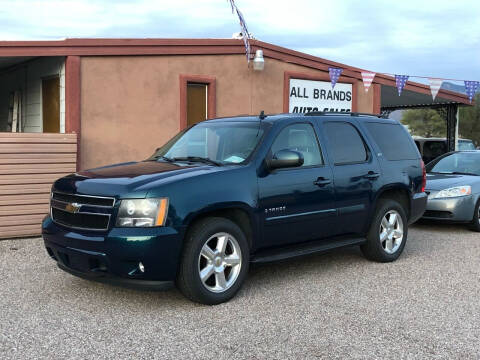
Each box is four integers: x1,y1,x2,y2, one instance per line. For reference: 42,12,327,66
42,216,184,290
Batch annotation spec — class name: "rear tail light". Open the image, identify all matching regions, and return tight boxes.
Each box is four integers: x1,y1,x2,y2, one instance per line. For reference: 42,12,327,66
420,160,426,193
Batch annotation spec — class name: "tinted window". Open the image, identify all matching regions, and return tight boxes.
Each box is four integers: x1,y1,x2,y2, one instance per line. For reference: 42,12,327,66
423,141,447,162
365,123,419,160
324,122,367,164
271,123,323,167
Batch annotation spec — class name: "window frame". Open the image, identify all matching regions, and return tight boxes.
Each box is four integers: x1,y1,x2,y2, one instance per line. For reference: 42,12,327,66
266,121,325,171
323,121,371,166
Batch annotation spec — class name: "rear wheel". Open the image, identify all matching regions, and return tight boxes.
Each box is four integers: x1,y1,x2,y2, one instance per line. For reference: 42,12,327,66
361,199,408,262
469,200,480,232
177,217,249,305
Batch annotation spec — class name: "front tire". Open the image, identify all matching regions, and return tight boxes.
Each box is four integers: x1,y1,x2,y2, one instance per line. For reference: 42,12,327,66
361,199,408,262
469,200,480,232
177,217,249,305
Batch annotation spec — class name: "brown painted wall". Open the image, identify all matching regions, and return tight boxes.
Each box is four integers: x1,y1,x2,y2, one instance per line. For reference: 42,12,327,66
80,55,376,169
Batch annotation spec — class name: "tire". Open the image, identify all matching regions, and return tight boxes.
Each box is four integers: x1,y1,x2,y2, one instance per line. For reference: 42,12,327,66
361,199,408,262
469,200,480,232
176,217,249,305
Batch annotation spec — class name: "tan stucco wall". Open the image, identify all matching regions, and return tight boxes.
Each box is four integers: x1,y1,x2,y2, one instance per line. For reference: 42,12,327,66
80,55,376,169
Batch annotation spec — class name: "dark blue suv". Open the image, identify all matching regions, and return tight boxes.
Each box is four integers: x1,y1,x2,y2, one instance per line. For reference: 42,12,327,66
42,112,427,304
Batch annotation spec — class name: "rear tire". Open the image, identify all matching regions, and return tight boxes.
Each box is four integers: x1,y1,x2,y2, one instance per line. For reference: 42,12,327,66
469,200,480,232
361,199,408,262
177,217,249,305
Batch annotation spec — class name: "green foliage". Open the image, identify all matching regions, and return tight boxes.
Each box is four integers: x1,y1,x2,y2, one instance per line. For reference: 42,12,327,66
459,93,480,146
400,97,480,146
401,109,446,138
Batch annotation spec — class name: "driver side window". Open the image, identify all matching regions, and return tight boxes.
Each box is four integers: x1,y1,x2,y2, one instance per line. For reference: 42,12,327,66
271,123,323,167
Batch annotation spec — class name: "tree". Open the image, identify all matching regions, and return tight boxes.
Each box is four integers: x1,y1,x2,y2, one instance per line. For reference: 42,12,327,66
459,93,480,146
401,109,446,138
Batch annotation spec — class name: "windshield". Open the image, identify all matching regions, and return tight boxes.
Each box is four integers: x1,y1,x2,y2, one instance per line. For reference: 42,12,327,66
149,121,264,165
458,140,476,151
427,152,480,176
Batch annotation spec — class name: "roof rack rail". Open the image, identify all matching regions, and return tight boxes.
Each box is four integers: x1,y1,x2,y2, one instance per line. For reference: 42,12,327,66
303,111,384,118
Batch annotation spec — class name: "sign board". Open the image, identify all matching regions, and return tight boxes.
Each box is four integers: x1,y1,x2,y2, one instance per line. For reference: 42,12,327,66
288,78,353,113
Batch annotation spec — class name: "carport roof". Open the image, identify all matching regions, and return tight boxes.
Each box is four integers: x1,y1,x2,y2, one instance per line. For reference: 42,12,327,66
0,38,471,107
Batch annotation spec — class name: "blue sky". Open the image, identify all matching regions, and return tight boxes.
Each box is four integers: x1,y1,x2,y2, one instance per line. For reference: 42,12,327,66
0,0,479,83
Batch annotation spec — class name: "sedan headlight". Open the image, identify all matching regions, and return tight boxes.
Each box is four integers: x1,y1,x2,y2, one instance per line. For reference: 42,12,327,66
433,186,471,199
116,198,169,227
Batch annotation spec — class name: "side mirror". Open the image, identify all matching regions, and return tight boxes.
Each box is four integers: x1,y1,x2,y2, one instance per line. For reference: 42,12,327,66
268,149,304,170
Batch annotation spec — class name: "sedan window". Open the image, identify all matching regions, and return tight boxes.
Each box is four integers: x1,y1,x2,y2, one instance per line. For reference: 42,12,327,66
427,152,480,176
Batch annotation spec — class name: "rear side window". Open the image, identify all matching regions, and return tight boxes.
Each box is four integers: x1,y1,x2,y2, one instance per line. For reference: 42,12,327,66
324,122,368,164
365,122,419,160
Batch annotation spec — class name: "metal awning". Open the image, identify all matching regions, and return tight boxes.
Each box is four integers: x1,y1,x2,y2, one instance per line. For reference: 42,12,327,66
381,85,465,110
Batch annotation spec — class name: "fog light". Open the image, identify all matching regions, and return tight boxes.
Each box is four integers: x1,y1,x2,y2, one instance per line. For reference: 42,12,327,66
138,262,145,273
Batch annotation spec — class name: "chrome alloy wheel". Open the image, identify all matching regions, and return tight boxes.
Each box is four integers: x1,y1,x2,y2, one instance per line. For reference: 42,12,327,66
198,232,242,293
379,210,404,254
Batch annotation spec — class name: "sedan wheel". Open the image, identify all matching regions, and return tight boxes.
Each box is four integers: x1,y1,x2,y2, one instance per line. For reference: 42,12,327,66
198,232,242,293
379,210,404,254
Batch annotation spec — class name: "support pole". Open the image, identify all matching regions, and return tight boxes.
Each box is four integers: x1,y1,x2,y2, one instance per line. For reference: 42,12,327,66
446,104,458,152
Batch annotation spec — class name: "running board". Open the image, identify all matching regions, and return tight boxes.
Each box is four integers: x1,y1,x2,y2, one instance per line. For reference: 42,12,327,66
251,237,365,264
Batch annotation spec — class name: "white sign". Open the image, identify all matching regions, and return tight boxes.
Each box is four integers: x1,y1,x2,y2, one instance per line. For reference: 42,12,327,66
289,78,353,113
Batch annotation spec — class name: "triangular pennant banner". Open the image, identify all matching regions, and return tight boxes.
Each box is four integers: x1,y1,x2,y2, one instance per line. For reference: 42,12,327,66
395,75,409,96
428,78,443,101
328,67,343,89
464,80,480,103
361,72,376,92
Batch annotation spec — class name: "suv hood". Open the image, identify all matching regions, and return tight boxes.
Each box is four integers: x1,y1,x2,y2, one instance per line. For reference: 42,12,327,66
426,173,479,191
53,160,222,197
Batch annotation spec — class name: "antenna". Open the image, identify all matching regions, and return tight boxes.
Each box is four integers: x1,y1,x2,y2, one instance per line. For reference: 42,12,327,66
256,110,266,137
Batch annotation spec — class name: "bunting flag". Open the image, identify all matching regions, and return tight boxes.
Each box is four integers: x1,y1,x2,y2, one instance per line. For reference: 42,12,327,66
328,67,343,89
428,78,443,101
464,80,480,103
228,0,251,63
361,71,376,92
395,75,409,96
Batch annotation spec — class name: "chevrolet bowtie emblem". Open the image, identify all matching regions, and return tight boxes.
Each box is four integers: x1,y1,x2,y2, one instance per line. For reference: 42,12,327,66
64,202,82,214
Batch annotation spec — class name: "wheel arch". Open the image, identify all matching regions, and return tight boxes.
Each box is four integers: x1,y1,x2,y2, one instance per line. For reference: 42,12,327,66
372,185,412,223
184,203,258,250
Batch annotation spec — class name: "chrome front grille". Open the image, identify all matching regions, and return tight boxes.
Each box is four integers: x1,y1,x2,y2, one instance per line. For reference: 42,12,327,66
50,191,116,231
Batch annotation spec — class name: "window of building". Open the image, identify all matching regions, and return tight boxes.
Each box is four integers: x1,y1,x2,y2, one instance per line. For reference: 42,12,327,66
270,123,323,167
324,122,367,165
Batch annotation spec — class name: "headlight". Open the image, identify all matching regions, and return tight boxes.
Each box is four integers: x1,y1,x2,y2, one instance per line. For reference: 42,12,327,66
433,186,471,199
116,198,169,227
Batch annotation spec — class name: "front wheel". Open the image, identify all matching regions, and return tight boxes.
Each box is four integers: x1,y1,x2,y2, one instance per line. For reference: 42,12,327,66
177,217,249,305
361,199,408,262
469,200,480,232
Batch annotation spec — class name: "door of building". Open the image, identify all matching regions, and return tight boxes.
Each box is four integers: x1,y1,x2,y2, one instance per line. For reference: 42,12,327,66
187,83,207,127
42,77,60,133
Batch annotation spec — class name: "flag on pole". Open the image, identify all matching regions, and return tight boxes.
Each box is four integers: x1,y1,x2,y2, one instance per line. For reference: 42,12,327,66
395,75,409,96
228,0,251,63
328,67,343,89
428,78,443,101
464,80,480,103
361,72,376,92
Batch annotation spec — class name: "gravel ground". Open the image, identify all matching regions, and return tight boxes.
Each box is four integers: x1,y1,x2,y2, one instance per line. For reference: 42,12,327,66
1,222,479,359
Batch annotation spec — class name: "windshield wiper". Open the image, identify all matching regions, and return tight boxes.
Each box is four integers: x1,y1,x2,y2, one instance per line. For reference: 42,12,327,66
431,171,478,176
450,171,478,176
171,156,223,166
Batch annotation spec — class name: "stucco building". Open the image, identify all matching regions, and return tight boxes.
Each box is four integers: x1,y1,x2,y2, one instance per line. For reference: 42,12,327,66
0,38,470,237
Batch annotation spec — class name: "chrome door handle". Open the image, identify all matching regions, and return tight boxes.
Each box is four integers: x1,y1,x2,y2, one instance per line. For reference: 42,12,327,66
314,177,331,186
364,171,380,180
